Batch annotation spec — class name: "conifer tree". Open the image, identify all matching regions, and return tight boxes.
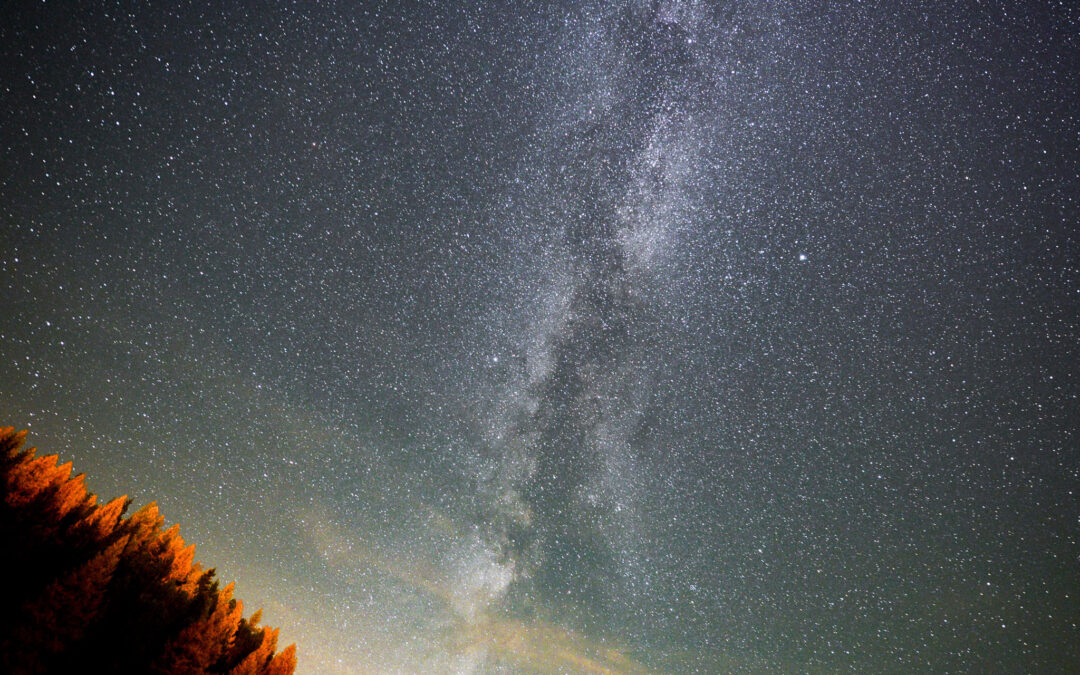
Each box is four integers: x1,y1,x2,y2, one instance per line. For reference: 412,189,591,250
8,535,129,672
5,452,66,510
72,494,130,544
227,622,276,675
156,582,244,674
0,427,298,675
50,470,92,521
264,644,298,675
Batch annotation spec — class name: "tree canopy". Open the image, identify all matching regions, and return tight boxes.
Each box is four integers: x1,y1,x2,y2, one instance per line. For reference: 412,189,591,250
0,426,297,675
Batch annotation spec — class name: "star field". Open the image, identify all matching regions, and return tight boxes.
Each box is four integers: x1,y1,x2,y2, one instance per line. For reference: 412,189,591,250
2,1,1079,673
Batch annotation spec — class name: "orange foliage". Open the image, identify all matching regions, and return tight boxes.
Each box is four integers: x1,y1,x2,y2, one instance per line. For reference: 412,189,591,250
0,427,297,675
5,452,66,508
264,644,298,675
51,471,91,520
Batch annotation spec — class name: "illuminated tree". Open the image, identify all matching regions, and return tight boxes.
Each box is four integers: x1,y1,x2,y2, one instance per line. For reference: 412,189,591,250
0,427,297,675
8,535,129,672
263,644,297,675
72,494,130,544
155,582,244,674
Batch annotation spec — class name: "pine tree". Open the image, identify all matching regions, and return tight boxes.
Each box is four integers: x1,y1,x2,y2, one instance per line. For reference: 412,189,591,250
124,501,167,547
155,583,244,674
49,470,91,521
0,427,298,674
0,427,27,456
5,535,128,673
227,622,275,675
5,451,67,510
263,644,297,675
72,494,130,544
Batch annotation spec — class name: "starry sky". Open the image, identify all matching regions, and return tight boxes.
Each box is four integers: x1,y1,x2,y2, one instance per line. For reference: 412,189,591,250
2,1,1079,673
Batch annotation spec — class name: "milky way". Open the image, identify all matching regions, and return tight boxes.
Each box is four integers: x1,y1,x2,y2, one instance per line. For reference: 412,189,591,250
2,1,1079,673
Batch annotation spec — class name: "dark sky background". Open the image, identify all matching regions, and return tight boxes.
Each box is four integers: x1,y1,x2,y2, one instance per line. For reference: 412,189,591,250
2,1,1079,673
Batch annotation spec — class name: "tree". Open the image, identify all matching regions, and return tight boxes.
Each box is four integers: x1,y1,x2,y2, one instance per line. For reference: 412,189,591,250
155,583,244,675
72,494,130,544
0,427,297,675
7,535,129,673
263,644,297,675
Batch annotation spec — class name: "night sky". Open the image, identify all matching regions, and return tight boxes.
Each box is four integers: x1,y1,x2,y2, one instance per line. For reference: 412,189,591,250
3,1,1079,673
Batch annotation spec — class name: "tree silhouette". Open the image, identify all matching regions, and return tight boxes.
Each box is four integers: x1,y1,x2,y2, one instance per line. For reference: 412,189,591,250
0,426,297,675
